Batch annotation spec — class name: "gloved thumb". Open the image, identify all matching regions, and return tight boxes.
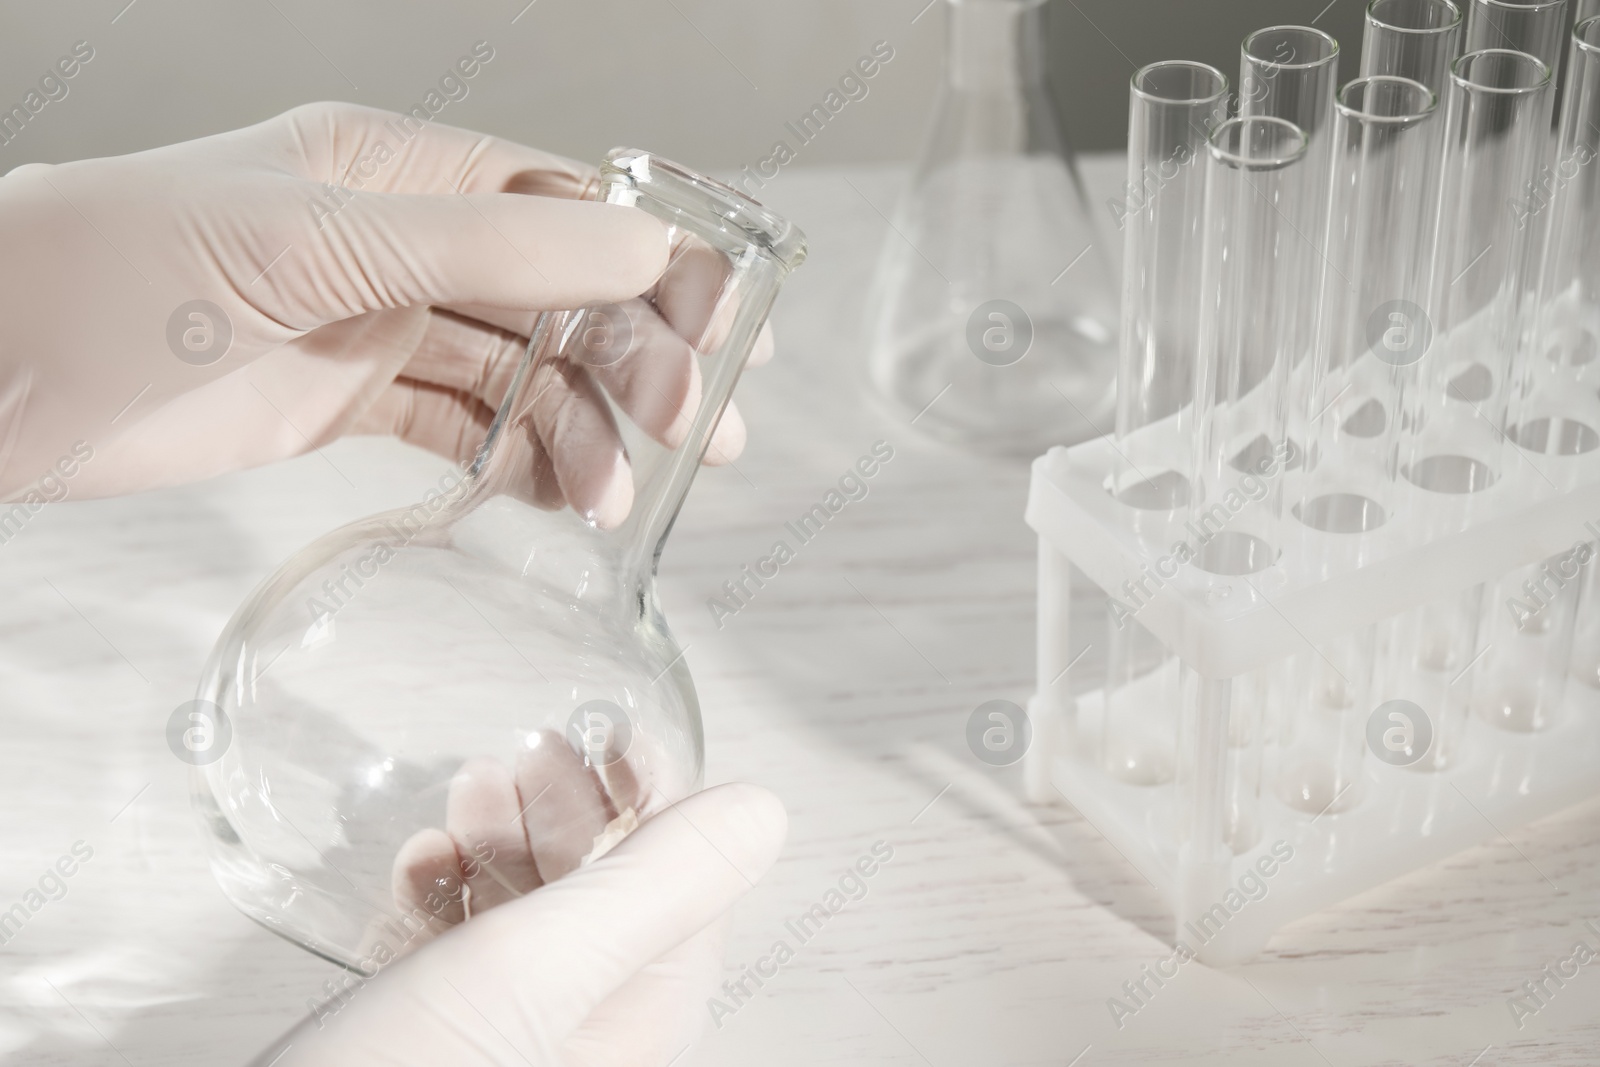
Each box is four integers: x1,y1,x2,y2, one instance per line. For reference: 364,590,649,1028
275,783,787,1066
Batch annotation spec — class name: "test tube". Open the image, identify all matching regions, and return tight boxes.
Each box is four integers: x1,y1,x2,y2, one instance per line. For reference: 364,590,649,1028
1282,77,1441,813
1539,16,1600,376
1362,0,1465,95
1387,49,1555,767
1560,17,1600,691
1574,535,1600,687
1191,116,1310,589
1475,547,1584,730
1515,15,1600,699
1179,116,1310,857
1464,0,1571,71
1238,27,1341,467
1101,61,1229,786
1408,49,1554,484
1113,61,1229,508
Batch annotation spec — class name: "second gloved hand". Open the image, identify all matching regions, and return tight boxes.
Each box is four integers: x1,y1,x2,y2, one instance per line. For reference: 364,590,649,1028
260,784,787,1067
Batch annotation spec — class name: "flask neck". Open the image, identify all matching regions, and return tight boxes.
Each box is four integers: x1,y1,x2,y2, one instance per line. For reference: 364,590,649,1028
462,150,803,605
946,0,1047,92
475,306,753,593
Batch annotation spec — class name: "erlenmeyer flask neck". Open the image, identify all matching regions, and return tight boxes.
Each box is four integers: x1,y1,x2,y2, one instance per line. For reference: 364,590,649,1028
946,0,1047,92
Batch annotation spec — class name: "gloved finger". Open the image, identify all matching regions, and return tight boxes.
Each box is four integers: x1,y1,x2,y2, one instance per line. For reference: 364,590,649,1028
703,401,748,466
391,828,467,936
270,188,669,330
749,320,776,368
647,235,734,349
438,227,732,344
445,758,543,914
514,731,614,884
523,357,633,529
275,785,784,1067
573,301,750,465
562,920,729,1067
399,308,526,411
347,377,495,468
442,246,778,372
467,388,569,514
276,101,596,201
573,299,701,449
461,783,785,1046
593,752,643,823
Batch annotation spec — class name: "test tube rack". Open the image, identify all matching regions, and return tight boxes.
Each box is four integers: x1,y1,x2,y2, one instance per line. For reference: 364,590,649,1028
1024,420,1600,965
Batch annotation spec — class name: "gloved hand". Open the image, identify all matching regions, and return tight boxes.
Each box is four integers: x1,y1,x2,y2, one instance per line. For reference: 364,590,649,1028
390,737,654,934
256,784,787,1067
0,101,767,526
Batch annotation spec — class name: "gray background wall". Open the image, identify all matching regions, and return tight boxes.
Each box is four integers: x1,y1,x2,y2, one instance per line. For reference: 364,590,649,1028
0,1,1373,170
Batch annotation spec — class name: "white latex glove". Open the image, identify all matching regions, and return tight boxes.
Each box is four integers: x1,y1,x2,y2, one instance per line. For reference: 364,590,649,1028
255,784,787,1067
0,101,768,525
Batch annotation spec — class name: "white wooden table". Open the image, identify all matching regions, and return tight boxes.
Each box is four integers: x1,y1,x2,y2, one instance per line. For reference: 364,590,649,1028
1,160,1596,1066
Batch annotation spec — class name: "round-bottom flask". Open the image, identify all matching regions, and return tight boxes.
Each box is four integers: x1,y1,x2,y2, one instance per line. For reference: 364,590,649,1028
191,151,805,973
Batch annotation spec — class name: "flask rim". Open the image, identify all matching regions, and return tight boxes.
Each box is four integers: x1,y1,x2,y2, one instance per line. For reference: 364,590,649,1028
601,148,807,274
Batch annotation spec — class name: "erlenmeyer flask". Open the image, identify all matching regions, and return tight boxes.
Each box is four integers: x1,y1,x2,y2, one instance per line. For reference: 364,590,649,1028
866,0,1119,455
189,150,805,973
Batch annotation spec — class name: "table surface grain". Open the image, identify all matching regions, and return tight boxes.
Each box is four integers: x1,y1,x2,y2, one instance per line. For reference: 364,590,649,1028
1,159,1596,1067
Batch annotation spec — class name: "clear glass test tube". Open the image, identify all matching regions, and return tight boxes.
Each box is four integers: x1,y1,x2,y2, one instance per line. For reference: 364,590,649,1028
1191,116,1310,578
1282,76,1441,814
1113,61,1230,508
1238,26,1342,470
1558,17,1600,692
1464,0,1571,72
1101,61,1229,787
1407,49,1554,487
1573,532,1600,688
1387,49,1555,768
1363,0,1466,95
1490,15,1600,709
1539,16,1600,379
1178,116,1309,859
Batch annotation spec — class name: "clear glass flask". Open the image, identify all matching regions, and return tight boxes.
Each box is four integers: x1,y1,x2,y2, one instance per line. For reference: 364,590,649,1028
1101,61,1229,787
190,150,806,973
866,0,1119,455
1362,0,1465,95
1281,76,1440,814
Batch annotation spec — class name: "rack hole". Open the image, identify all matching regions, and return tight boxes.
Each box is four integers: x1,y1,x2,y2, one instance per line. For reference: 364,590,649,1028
1446,363,1494,403
1295,492,1387,533
1194,531,1278,576
1509,417,1599,457
1340,398,1387,438
1404,454,1496,494
1113,470,1191,510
